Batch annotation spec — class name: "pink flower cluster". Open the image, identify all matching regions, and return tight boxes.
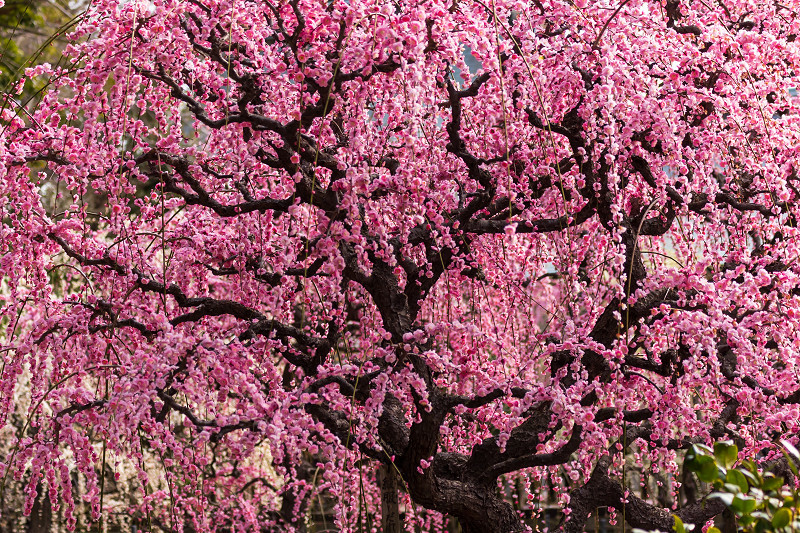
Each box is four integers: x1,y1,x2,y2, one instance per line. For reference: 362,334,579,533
2,0,800,530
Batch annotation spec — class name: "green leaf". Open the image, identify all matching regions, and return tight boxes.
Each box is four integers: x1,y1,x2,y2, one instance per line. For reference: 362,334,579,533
715,441,738,469
697,456,720,483
686,444,711,468
781,440,800,461
696,443,713,455
780,440,800,475
685,449,701,472
738,514,755,526
740,466,761,487
767,497,783,511
723,483,743,494
762,473,784,492
673,516,685,533
726,469,749,493
773,508,792,529
706,528,721,533
755,517,771,533
731,495,757,514
711,492,735,506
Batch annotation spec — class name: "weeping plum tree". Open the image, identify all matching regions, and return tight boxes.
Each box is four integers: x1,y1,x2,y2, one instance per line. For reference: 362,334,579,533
3,0,800,531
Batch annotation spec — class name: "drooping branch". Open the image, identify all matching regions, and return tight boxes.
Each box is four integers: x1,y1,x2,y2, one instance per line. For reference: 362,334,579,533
561,456,726,533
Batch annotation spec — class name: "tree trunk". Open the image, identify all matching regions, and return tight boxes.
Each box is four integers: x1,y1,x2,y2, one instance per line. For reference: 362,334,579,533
26,487,51,533
379,465,403,533
720,508,737,533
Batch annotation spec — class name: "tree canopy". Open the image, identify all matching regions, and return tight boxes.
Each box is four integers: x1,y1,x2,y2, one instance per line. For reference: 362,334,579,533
3,0,800,531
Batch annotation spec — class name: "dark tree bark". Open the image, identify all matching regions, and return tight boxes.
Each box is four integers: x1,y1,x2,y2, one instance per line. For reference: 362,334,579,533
561,457,726,533
32,1,800,530
26,487,51,533
379,465,403,533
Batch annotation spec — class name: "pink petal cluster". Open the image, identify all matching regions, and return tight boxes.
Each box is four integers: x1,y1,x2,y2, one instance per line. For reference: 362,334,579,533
2,0,800,530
